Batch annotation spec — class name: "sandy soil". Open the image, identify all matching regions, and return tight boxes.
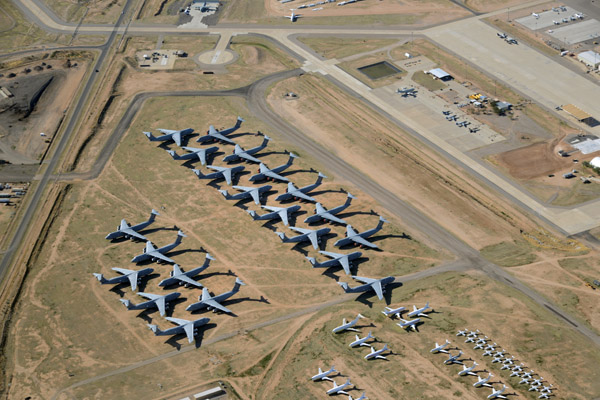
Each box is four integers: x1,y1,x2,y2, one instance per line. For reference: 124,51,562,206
464,0,534,13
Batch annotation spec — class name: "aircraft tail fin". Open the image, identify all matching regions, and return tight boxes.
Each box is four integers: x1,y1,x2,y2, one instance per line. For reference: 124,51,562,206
382,343,389,352
174,230,186,244
235,116,244,128
143,131,157,141
377,215,389,230
305,256,318,267
246,209,257,220
345,192,356,206
93,273,107,284
148,209,159,223
119,299,132,309
218,189,229,199
275,231,287,242
261,135,271,147
192,169,204,178
366,331,373,339
233,277,245,292
147,324,160,334
287,152,298,166
315,172,327,185
166,149,180,160
337,281,349,292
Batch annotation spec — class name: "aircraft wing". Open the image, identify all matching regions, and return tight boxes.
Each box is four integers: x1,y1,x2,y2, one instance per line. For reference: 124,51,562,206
203,299,232,314
183,323,195,343
263,170,289,181
350,235,378,248
149,251,176,264
370,281,384,300
112,267,135,275
320,212,346,225
352,276,377,284
137,292,160,301
172,132,182,147
238,152,261,163
155,296,167,316
157,129,176,134
278,209,289,226
120,227,147,241
166,317,191,326
346,225,358,237
292,190,316,202
211,132,235,144
127,272,138,291
197,150,207,165
222,169,233,185
249,189,261,205
307,232,319,250
176,274,202,287
339,256,351,275
315,203,327,214
290,226,312,235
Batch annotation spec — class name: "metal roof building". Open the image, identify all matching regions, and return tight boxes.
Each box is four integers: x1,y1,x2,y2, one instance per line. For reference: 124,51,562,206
427,68,453,81
577,51,600,69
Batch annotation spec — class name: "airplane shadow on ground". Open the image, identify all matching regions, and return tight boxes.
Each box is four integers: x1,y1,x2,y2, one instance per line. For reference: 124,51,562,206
164,323,217,350
179,151,225,169
336,209,379,219
188,296,270,317
319,256,370,281
257,211,308,232
135,297,189,322
276,168,316,178
105,226,179,244
107,273,161,296
196,270,237,281
288,232,338,256
308,189,346,197
353,282,403,307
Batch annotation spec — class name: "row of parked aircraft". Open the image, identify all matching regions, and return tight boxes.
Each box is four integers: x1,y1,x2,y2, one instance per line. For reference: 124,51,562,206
456,329,555,398
147,116,397,300
311,365,367,398
496,32,518,45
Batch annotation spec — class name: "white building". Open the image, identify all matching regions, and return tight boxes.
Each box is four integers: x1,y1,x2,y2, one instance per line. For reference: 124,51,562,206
577,50,600,69
590,156,600,169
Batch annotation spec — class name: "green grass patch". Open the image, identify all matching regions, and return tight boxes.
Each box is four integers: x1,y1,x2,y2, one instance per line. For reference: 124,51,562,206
297,36,399,60
411,70,446,91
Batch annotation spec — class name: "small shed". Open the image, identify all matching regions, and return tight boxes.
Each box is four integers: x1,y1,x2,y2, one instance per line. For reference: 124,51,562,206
577,51,600,69
427,68,453,81
496,101,512,112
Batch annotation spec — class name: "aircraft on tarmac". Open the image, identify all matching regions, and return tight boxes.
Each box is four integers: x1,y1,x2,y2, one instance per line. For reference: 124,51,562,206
497,32,507,39
337,276,395,300
505,36,518,44
311,365,337,381
131,230,186,264
193,165,245,186
349,331,374,348
250,153,297,182
120,291,181,317
458,362,479,377
364,344,389,360
430,340,451,354
143,128,194,147
407,302,431,318
186,278,246,313
275,173,326,202
532,12,539,18
444,351,464,365
285,9,301,22
332,313,364,333
381,305,406,319
396,87,417,97
246,204,301,226
456,329,468,336
93,267,153,292
304,192,355,224
305,250,362,275
397,317,421,332
349,393,368,400
487,385,508,399
219,184,272,205
158,254,215,287
474,373,494,388
275,226,331,250
482,350,494,357
223,136,271,163
326,379,352,396
105,209,159,241
196,117,244,144
518,377,530,385
334,216,388,249
167,145,219,166
147,316,210,344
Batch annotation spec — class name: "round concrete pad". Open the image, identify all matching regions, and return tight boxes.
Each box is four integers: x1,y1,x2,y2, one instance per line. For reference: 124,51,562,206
197,49,236,66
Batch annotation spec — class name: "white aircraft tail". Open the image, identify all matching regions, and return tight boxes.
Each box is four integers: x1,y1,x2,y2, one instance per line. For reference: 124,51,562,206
143,131,157,141
147,324,160,334
174,230,186,245
233,278,245,292
119,299,132,309
275,231,287,242
167,149,180,160
218,189,230,199
376,215,389,230
382,343,389,352
192,169,204,178
337,282,349,291
246,209,257,220
93,273,107,284
305,256,318,267
315,172,327,185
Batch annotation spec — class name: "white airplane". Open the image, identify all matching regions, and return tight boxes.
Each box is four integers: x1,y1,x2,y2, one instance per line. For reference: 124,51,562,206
503,356,515,365
349,331,374,348
307,250,362,275
276,226,331,250
167,145,219,166
509,370,520,377
219,184,272,205
538,393,550,399
482,350,494,357
430,340,451,354
364,344,389,360
147,316,210,344
532,12,539,18
519,377,530,385
485,343,496,350
474,373,494,388
196,116,244,144
348,392,367,400
381,306,406,319
396,87,417,97
458,362,478,376
522,370,534,379
120,291,181,317
130,230,186,264
540,385,553,393
456,329,468,336
444,350,464,365
338,276,395,301
474,342,485,350
397,317,421,332
158,254,215,287
332,313,364,333
492,356,504,363
143,128,194,147
311,365,337,381
494,349,506,357
512,363,524,372
497,32,507,39
285,9,301,22
326,378,352,395
467,329,480,337
488,385,508,399
529,384,541,392
105,209,159,241
193,165,245,186
247,204,301,226
475,337,488,344
93,267,153,292
223,136,270,163
465,337,476,343
531,377,544,386
407,302,430,318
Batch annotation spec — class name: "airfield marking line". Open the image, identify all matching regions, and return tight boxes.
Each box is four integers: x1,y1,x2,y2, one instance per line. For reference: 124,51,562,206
51,260,466,398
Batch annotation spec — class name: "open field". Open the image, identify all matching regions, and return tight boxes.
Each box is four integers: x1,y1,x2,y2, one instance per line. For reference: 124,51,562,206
39,0,125,24
338,52,406,89
296,37,400,60
2,94,444,399
465,0,542,13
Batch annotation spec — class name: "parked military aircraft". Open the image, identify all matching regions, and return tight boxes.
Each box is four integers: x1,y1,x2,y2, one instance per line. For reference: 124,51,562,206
332,313,364,333
334,216,388,249
158,254,215,287
275,226,331,250
381,306,406,319
285,9,300,21
223,136,270,163
487,385,508,399
430,340,451,354
143,128,194,147
193,165,245,186
497,32,507,39
505,36,518,44
186,278,245,313
250,153,297,182
444,351,464,365
474,373,494,388
396,87,417,97
196,117,244,144
167,145,219,165
349,331,374,348
247,204,301,226
304,192,355,224
407,302,431,318
219,185,272,205
93,267,154,291
397,317,421,332
131,230,186,264
311,365,337,382
364,344,389,360
458,362,479,377
105,209,159,241
349,393,367,400
120,292,181,317
305,250,362,275
337,275,395,300
147,316,210,344
326,379,352,396
275,173,326,202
